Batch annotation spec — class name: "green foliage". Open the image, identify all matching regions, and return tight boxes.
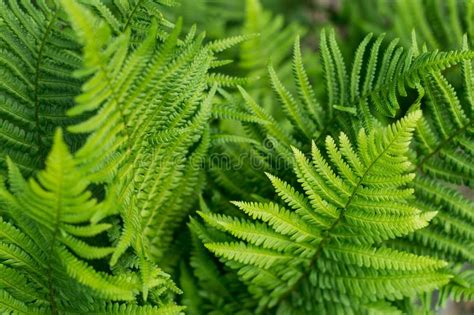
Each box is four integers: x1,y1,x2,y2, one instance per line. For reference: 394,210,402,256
79,0,179,39
0,0,232,312
192,20,474,315
397,37,474,305
239,0,303,91
206,30,474,204
163,0,244,39
393,0,473,49
196,111,453,314
0,0,473,314
0,0,82,174
344,0,474,50
60,0,232,279
0,130,182,314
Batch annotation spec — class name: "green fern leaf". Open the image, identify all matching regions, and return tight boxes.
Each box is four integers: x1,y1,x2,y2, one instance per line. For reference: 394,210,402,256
199,110,451,313
0,0,83,174
0,129,181,313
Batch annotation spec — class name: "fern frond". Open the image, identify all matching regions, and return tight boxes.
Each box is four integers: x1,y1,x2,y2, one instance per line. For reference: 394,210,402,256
230,30,474,183
406,36,474,271
320,28,474,120
207,73,249,88
61,0,218,283
0,0,83,174
437,269,474,307
0,129,180,313
268,63,316,139
199,111,451,313
416,42,473,185
207,33,258,53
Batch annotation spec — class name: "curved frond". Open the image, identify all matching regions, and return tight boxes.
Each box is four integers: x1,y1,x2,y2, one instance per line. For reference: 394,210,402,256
0,0,82,174
62,0,217,281
199,111,451,313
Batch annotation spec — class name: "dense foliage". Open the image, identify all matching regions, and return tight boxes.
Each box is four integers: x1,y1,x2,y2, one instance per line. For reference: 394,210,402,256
0,0,472,314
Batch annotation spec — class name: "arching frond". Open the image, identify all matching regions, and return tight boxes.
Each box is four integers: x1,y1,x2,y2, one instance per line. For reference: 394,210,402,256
0,130,181,314
225,30,474,180
199,24,474,313
61,0,218,285
198,111,451,313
